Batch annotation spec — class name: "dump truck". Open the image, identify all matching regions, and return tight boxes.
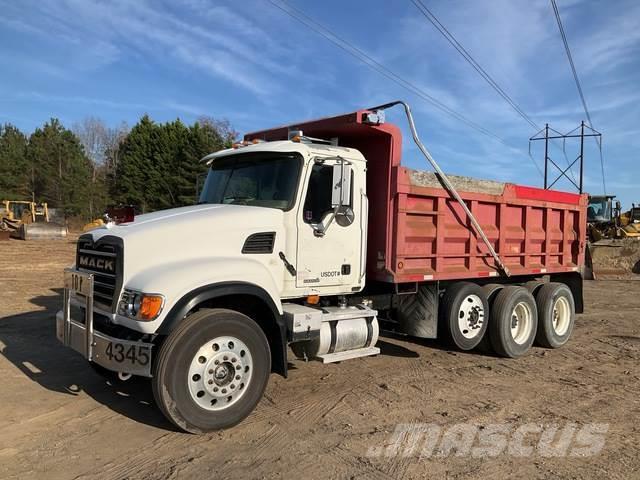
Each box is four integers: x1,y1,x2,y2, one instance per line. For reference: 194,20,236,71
56,101,587,433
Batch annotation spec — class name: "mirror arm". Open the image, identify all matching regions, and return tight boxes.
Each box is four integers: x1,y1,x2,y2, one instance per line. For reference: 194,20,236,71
313,204,340,237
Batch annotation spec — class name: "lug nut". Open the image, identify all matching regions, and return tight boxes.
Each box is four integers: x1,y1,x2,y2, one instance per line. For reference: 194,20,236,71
235,375,241,380
221,388,227,394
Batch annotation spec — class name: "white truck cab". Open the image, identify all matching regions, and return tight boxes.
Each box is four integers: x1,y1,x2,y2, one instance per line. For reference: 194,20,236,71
57,134,378,433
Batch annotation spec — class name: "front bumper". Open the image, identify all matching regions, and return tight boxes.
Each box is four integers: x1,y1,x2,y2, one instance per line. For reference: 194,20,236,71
56,268,154,377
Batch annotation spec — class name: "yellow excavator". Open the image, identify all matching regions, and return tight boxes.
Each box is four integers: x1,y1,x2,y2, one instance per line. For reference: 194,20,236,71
587,195,640,241
586,195,640,279
587,195,617,242
0,200,67,240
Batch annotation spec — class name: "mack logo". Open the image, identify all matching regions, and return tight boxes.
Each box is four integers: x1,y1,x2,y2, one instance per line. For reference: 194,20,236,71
78,255,115,273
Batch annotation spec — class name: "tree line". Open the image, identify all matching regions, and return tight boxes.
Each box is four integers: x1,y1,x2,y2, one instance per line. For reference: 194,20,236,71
0,115,236,219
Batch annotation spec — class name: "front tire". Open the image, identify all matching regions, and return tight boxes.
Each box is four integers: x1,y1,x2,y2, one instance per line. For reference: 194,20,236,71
152,309,271,433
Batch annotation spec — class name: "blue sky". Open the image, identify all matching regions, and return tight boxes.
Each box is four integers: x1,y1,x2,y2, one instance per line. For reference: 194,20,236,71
1,0,638,206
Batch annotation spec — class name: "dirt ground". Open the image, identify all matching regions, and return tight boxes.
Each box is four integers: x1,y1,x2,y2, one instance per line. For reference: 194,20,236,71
589,238,640,278
0,238,638,480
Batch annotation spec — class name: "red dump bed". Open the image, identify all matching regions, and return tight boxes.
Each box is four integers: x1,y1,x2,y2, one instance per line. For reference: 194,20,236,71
246,109,588,284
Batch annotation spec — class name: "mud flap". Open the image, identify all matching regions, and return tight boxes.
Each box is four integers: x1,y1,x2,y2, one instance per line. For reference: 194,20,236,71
396,283,438,338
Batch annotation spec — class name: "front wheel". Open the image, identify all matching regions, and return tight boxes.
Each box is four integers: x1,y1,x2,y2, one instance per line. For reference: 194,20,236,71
152,309,271,433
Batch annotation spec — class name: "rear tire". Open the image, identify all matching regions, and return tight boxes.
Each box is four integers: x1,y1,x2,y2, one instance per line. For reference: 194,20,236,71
475,284,504,354
489,286,538,358
152,308,271,434
440,282,489,351
524,280,544,296
534,282,575,348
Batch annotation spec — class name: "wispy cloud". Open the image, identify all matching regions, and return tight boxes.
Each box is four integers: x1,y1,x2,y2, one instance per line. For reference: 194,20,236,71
0,0,312,97
1,92,150,110
0,0,637,203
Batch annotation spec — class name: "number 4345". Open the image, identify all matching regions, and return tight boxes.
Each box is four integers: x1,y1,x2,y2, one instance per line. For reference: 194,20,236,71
105,343,150,365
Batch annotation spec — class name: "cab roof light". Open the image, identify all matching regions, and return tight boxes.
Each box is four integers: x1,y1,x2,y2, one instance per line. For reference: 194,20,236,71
287,128,337,146
232,138,264,149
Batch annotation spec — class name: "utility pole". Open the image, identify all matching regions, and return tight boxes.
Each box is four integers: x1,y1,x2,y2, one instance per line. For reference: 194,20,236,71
579,121,584,193
543,124,549,189
529,122,601,193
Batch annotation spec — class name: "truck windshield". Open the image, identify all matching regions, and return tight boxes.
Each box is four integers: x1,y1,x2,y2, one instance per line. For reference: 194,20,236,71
198,152,302,211
587,198,612,222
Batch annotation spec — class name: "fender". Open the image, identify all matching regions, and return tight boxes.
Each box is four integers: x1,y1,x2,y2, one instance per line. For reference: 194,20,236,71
119,256,284,333
158,281,288,377
551,271,584,314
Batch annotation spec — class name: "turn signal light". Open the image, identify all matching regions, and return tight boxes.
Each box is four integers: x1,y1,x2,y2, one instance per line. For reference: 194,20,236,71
306,295,320,305
138,295,164,321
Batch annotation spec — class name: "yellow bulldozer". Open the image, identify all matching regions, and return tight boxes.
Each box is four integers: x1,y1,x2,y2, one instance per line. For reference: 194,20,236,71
0,200,67,240
619,204,640,238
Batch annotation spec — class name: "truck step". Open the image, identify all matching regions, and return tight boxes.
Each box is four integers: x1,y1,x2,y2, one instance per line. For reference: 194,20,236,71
316,346,380,364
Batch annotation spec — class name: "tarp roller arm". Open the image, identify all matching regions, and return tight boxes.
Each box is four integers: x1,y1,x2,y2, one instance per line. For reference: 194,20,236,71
368,100,510,277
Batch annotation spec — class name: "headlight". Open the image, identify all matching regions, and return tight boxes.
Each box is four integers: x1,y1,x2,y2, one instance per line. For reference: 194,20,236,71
118,289,164,321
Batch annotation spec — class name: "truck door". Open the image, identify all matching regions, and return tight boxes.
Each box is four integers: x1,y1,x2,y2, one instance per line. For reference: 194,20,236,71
295,158,364,289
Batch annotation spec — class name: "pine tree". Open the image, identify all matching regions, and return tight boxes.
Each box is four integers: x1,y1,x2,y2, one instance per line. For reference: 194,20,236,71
0,124,30,199
114,115,234,212
27,118,93,216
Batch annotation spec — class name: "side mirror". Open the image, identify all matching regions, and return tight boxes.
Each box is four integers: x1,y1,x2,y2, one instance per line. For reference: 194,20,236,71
331,163,352,208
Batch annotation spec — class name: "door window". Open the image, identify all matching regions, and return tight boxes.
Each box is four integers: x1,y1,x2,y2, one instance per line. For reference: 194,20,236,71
303,163,353,224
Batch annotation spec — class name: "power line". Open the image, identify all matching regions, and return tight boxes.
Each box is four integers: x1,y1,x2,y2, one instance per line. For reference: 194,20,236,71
550,0,606,194
411,0,538,130
268,0,496,140
411,0,577,183
550,0,592,127
268,0,545,177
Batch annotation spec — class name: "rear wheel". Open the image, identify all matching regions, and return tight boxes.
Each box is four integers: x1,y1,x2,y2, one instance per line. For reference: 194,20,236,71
152,309,270,433
475,284,504,354
440,282,489,351
524,280,544,296
534,282,575,348
489,286,538,358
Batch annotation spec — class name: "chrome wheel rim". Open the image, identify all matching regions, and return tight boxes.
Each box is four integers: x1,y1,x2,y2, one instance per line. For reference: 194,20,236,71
188,336,253,411
552,296,571,336
510,301,533,345
457,294,485,339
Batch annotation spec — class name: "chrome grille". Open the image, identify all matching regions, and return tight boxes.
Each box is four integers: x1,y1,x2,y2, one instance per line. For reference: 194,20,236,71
76,236,122,310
